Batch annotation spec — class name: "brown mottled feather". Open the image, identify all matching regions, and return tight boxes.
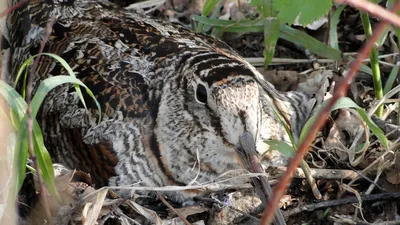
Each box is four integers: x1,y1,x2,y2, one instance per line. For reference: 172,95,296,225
4,0,315,201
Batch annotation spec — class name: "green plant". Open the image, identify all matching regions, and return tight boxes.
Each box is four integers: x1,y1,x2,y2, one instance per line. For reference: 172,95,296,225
271,0,332,26
195,0,341,67
359,0,384,118
387,0,400,124
0,53,101,200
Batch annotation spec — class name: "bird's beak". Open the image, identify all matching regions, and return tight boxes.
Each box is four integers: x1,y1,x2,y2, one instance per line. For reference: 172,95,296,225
234,132,258,169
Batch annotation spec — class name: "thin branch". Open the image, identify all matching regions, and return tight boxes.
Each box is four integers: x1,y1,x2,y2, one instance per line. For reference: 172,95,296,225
337,0,400,28
284,192,400,218
156,192,192,225
260,1,400,224
25,17,56,225
0,0,29,18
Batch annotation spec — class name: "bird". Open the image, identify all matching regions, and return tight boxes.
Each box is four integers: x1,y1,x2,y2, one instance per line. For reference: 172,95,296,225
4,0,315,202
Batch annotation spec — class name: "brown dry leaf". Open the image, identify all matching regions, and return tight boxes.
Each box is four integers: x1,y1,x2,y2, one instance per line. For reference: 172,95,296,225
385,169,400,185
325,110,365,162
128,200,164,225
385,152,400,185
30,169,93,225
162,0,205,15
82,189,108,225
163,0,257,24
259,69,300,91
297,69,333,104
358,84,374,101
325,121,348,161
220,0,258,21
126,200,207,225
171,205,208,218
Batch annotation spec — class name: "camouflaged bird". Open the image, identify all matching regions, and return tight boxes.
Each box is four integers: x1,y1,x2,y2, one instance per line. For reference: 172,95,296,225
4,0,315,201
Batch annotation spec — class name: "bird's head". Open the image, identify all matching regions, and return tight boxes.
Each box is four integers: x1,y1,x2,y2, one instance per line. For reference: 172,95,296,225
154,50,310,188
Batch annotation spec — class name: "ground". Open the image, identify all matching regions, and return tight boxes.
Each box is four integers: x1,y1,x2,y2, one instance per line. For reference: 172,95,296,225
7,0,400,224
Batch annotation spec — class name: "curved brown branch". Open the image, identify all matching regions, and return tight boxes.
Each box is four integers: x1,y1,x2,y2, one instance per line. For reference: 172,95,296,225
260,1,400,224
0,0,28,19
337,0,400,28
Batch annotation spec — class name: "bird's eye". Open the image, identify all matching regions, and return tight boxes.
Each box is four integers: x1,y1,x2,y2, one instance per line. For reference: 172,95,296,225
195,84,208,104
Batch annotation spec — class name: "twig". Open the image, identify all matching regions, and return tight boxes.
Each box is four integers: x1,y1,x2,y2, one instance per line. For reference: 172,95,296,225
347,166,386,192
25,17,56,225
156,192,192,225
236,132,286,225
0,0,29,18
260,1,400,224
283,192,400,218
273,167,374,181
372,115,400,139
337,0,400,28
245,53,400,66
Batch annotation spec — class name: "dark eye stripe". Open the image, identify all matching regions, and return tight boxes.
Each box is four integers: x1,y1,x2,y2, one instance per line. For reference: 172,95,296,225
188,53,227,68
177,50,214,69
194,58,237,75
203,64,254,86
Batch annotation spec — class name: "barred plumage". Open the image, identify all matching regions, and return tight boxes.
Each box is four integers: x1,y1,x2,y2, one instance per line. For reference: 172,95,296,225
4,0,315,201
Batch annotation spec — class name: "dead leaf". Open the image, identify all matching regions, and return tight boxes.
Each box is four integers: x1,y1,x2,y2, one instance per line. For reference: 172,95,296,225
258,69,300,91
385,169,400,185
325,109,365,162
82,189,108,225
297,69,333,104
171,205,208,218
128,200,164,225
385,152,400,185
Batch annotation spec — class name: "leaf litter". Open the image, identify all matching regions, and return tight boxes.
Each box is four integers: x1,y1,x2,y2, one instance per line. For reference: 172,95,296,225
12,1,400,224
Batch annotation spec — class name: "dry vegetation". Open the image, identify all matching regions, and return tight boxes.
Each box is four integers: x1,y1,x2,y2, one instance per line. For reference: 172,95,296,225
2,0,400,224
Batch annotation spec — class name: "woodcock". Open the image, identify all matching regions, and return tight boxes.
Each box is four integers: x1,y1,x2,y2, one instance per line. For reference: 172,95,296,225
3,0,316,202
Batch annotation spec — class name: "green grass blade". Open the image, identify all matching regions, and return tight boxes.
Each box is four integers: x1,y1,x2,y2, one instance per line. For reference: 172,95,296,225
360,11,384,117
27,75,100,196
260,0,274,17
14,53,102,122
196,0,220,32
194,15,265,32
280,24,342,60
0,74,101,198
193,16,342,60
346,55,372,75
0,81,44,195
300,97,388,150
264,140,295,157
14,56,33,98
36,53,87,111
329,5,346,50
355,107,388,150
201,0,220,16
263,17,280,67
383,62,399,94
30,75,100,118
0,81,29,120
41,53,102,121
